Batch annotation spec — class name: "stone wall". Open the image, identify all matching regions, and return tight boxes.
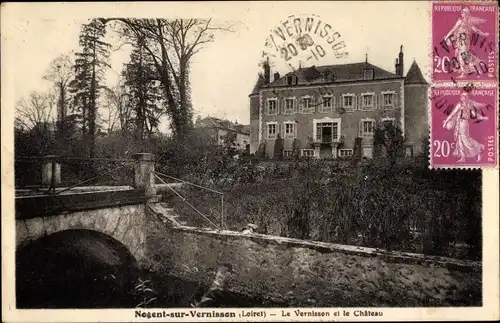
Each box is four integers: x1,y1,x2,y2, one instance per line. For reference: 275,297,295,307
145,223,481,307
16,204,147,262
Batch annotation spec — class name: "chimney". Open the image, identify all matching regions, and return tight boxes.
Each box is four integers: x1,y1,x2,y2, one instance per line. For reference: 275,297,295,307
398,45,404,77
395,58,400,76
273,72,280,81
263,57,270,84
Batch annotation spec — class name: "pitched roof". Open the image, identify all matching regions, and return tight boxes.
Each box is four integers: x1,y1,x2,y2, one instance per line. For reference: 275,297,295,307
196,117,250,135
250,74,266,95
405,61,428,85
265,62,401,88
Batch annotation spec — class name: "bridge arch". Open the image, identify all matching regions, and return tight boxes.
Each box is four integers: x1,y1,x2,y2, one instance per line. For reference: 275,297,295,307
16,203,147,263
16,229,140,308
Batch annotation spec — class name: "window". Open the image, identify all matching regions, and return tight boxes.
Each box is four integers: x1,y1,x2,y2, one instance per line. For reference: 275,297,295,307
361,93,375,110
339,149,353,157
267,99,278,115
287,76,293,85
381,91,395,109
321,96,333,113
267,123,277,139
363,69,374,80
314,118,341,143
342,94,355,111
316,122,339,142
283,149,293,158
283,98,295,114
300,96,314,114
360,119,375,136
301,149,314,157
283,122,296,139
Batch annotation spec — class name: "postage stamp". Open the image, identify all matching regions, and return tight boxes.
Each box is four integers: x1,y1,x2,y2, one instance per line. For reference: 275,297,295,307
262,14,349,72
430,84,497,168
432,1,498,82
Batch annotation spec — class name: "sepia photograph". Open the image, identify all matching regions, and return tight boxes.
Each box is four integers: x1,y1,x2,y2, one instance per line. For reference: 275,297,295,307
1,1,498,322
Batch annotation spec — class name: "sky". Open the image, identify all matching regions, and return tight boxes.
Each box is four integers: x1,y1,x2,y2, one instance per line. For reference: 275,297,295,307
2,1,431,131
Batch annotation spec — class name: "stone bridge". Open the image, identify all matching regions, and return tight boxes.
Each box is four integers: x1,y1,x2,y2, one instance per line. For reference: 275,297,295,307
15,154,156,266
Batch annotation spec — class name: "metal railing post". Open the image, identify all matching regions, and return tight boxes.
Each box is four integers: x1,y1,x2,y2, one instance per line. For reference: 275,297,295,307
221,194,224,229
50,158,56,194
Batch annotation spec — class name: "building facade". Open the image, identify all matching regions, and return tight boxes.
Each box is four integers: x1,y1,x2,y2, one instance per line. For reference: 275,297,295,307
195,116,250,152
249,46,428,159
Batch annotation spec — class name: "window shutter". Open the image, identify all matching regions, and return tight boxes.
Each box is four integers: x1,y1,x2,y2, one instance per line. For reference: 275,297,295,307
293,98,298,113
299,98,304,113
337,96,341,111
373,94,377,110
311,96,316,113
294,122,297,139
353,95,358,111
393,92,398,108
358,120,363,137
379,93,383,109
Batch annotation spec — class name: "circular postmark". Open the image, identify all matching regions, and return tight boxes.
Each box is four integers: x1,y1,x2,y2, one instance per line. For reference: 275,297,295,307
262,14,349,72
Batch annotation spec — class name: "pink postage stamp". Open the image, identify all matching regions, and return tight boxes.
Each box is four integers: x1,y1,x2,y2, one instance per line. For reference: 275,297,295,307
432,2,498,82
430,85,497,168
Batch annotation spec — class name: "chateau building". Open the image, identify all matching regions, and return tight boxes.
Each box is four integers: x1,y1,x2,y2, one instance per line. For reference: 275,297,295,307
249,46,429,159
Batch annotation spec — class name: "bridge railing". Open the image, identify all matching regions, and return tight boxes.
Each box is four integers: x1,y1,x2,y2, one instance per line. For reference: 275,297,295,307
153,170,225,230
15,155,136,196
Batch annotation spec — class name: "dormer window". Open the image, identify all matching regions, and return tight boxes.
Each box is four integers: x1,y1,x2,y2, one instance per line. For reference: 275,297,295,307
286,75,297,85
323,70,335,82
363,68,374,80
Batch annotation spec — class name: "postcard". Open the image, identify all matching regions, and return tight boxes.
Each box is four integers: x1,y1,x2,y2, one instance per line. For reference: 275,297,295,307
2,1,499,322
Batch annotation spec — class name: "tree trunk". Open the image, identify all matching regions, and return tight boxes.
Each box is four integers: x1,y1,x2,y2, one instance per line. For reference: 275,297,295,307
89,31,97,157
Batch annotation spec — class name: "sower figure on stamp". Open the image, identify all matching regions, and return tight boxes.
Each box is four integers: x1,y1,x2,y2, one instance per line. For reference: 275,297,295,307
443,8,489,78
443,92,488,162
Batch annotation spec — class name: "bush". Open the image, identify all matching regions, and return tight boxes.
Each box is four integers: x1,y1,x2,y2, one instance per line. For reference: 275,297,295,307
164,158,481,260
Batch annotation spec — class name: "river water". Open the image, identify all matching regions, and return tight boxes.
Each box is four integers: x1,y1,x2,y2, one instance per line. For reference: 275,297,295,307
16,263,282,309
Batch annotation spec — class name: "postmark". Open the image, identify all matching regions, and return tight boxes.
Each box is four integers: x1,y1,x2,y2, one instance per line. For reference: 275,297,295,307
262,14,349,73
432,2,498,82
430,84,497,168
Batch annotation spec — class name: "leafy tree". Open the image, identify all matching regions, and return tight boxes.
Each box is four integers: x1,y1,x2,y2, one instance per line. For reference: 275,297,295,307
102,18,233,139
373,121,406,167
70,19,111,156
122,36,165,139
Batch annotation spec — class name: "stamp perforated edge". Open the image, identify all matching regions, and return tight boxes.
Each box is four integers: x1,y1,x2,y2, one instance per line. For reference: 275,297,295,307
428,0,499,170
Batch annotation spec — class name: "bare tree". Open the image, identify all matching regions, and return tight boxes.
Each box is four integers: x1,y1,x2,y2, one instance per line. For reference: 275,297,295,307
102,79,134,134
100,18,234,139
42,53,75,139
15,91,56,132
